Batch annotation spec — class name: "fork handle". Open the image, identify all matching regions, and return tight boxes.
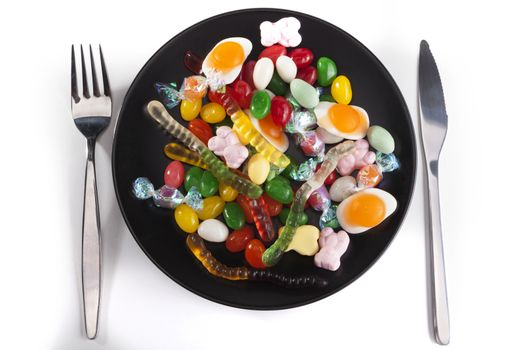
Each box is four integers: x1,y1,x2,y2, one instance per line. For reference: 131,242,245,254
425,161,450,345
82,138,101,339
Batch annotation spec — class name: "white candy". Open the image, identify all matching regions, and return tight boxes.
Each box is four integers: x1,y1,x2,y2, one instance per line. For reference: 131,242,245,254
197,219,228,243
276,55,297,83
253,57,274,91
329,176,357,202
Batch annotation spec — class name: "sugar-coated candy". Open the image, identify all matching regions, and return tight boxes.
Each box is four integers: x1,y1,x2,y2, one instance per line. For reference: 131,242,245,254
188,118,213,144
279,208,308,226
262,192,282,216
316,57,337,87
164,160,185,188
316,127,343,144
367,125,395,154
196,196,225,220
331,75,352,105
265,175,293,204
336,139,376,176
231,80,253,109
180,98,202,121
258,44,287,63
164,143,207,169
314,227,350,271
226,226,255,253
298,130,325,157
247,153,270,185
250,90,271,119
239,60,256,89
319,204,339,229
253,57,274,90
285,109,317,134
267,72,288,96
132,177,154,199
282,225,320,256
329,176,357,202
198,219,228,242
245,239,266,269
219,182,238,202
270,96,292,127
276,55,297,83
208,126,249,169
288,48,314,69
223,202,246,230
200,102,226,124
175,204,199,233
260,17,302,47
155,82,180,109
357,164,383,189
376,152,400,173
183,50,203,74
296,66,317,85
308,185,331,211
290,78,319,109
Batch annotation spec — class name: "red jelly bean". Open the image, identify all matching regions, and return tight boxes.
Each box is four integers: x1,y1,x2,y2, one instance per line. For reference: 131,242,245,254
296,66,317,85
270,96,293,127
258,45,287,63
188,119,213,144
245,239,266,269
288,48,314,69
183,50,203,74
164,160,185,188
316,163,337,185
262,193,282,216
236,194,254,223
225,226,255,253
239,60,256,89
231,80,253,110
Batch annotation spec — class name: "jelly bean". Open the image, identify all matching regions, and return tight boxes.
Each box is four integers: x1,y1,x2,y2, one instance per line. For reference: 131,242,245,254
266,72,288,96
288,48,314,69
196,196,225,220
184,50,203,74
231,80,253,109
226,226,255,253
247,153,270,185
329,176,357,202
200,170,219,197
188,119,213,144
356,164,383,188
367,125,395,154
265,175,293,204
245,239,266,269
258,44,287,63
239,60,256,89
276,55,297,83
219,182,238,202
283,225,320,256
180,98,202,121
250,90,271,119
279,207,308,225
200,102,226,124
236,194,254,223
223,202,246,230
315,163,337,185
198,219,228,242
253,57,274,91
184,166,203,192
319,94,335,102
317,57,338,87
290,79,319,109
270,96,292,127
331,75,352,105
262,192,282,216
296,66,317,85
175,204,199,233
164,160,185,189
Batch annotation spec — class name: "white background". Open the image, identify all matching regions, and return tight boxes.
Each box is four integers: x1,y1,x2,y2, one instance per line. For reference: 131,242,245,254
1,0,524,349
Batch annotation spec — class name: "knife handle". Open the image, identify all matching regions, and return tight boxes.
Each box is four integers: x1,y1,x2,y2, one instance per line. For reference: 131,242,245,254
425,161,450,345
82,139,101,339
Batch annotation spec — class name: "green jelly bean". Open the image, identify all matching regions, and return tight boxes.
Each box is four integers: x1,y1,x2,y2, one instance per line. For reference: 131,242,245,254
223,202,246,229
317,57,338,87
367,125,395,154
184,166,203,192
267,72,288,96
319,94,335,102
250,90,271,119
264,175,293,204
200,170,219,197
279,208,308,225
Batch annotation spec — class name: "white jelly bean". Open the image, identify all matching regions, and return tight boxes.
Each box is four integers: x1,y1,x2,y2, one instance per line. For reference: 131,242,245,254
198,219,229,242
276,55,297,83
253,57,274,91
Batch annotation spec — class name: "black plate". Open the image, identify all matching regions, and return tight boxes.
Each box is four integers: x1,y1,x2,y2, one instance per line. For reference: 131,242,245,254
113,8,416,310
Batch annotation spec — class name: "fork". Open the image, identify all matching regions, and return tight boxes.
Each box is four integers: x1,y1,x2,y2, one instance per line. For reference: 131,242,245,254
71,44,112,339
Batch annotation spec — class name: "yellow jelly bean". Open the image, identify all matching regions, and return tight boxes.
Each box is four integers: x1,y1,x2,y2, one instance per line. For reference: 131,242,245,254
200,102,226,124
247,153,270,185
219,183,238,202
180,98,202,121
175,204,199,233
232,123,250,145
331,75,352,105
196,196,225,220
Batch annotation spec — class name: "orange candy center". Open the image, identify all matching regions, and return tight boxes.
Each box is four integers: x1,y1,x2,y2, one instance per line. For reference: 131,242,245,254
328,104,362,133
344,193,386,227
209,41,244,71
260,115,283,141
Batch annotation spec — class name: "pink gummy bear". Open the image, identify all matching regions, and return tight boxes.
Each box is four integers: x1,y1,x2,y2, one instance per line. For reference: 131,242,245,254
260,17,302,47
336,139,376,176
314,227,350,271
208,126,249,169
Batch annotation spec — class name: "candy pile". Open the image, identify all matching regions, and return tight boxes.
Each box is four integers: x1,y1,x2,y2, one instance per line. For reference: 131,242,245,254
133,17,400,287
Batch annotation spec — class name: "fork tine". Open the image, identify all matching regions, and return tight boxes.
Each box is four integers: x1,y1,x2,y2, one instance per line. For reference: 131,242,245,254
80,45,90,98
99,45,111,97
71,45,79,103
89,45,101,97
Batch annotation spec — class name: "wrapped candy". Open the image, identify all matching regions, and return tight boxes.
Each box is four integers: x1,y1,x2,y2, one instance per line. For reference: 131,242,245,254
285,158,319,181
297,130,325,157
356,164,383,189
308,186,339,229
132,177,203,210
284,109,317,134
155,82,180,109
376,152,400,173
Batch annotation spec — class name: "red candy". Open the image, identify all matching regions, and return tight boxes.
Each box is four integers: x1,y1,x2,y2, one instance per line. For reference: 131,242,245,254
225,226,255,253
188,119,213,144
316,163,337,185
245,239,266,269
288,48,314,69
296,66,317,85
270,96,292,127
164,160,185,188
258,44,287,63
231,80,253,109
244,194,275,242
236,194,254,223
183,50,203,74
239,60,256,89
262,193,282,216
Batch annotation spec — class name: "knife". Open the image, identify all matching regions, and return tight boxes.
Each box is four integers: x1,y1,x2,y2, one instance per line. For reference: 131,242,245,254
418,40,450,345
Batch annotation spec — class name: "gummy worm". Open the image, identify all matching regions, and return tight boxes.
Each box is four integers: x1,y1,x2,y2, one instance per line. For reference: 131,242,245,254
186,234,327,288
164,142,207,169
147,100,262,199
262,141,356,267
238,194,275,243
216,92,291,169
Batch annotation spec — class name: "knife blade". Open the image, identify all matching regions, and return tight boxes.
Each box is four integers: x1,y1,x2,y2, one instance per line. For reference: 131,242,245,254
418,40,450,345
